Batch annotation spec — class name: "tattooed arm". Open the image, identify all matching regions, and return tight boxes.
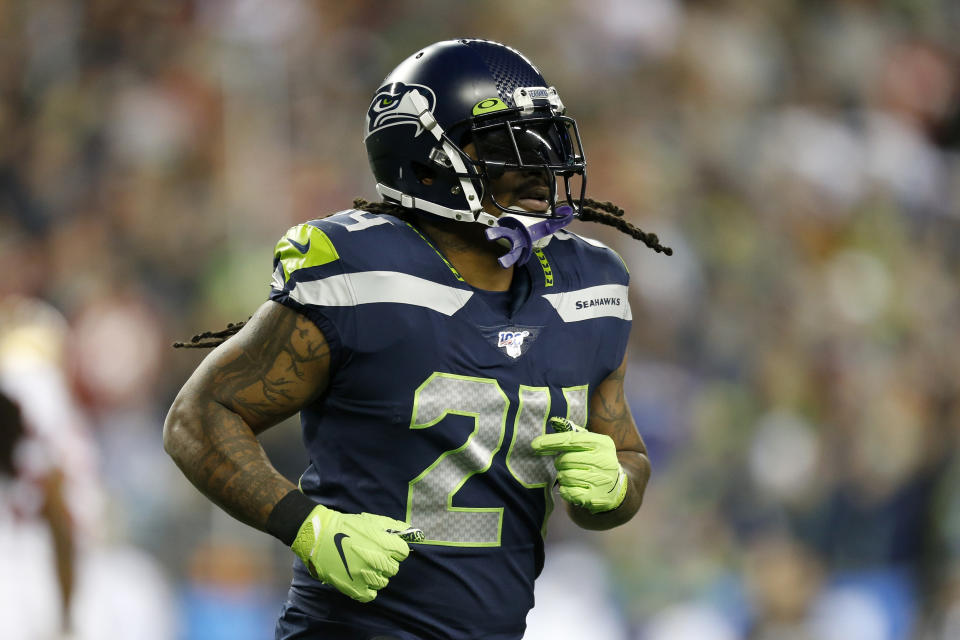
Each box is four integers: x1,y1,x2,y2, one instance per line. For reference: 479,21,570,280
567,353,651,530
163,301,331,531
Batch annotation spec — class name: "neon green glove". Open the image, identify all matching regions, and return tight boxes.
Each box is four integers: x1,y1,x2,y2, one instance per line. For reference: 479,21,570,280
291,505,412,603
531,417,629,514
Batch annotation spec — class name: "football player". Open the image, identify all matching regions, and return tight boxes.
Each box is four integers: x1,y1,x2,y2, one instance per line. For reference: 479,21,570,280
165,39,670,639
0,391,75,638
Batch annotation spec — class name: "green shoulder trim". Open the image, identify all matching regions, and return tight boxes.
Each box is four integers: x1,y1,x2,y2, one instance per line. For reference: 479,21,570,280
608,246,629,275
404,222,465,282
275,224,339,282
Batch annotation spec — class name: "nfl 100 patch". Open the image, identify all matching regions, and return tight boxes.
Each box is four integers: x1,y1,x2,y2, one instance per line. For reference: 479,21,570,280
477,326,542,359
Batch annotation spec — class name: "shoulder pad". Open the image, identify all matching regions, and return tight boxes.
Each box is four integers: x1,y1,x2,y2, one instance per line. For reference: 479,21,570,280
554,230,629,276
274,223,340,283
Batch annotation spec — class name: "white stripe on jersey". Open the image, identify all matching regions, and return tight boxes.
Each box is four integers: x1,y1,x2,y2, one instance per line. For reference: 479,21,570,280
542,284,632,322
289,271,474,316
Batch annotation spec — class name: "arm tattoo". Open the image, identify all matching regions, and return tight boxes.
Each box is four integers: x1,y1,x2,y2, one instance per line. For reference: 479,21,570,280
165,303,331,531
570,358,650,530
590,365,638,449
210,311,330,426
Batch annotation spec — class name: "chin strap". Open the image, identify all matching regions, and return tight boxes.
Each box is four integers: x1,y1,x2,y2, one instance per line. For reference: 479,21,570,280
485,205,575,269
376,183,498,226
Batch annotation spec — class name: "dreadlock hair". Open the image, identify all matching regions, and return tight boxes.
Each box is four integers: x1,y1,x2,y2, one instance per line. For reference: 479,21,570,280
350,197,672,255
575,198,672,255
174,196,670,349
172,319,250,349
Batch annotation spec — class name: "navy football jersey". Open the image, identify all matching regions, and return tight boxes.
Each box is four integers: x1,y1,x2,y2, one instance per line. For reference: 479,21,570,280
269,210,631,639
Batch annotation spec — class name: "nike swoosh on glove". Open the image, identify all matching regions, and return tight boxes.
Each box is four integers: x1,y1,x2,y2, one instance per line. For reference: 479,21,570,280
531,417,629,514
291,505,411,602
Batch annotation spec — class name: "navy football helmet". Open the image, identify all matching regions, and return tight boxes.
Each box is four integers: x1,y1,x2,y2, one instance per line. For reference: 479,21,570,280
364,39,586,227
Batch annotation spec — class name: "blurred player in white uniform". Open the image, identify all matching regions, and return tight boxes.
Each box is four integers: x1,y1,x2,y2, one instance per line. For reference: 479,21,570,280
0,296,174,640
0,297,100,639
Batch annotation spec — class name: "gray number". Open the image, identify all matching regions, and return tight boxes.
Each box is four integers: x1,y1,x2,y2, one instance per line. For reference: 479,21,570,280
407,375,589,546
407,374,508,546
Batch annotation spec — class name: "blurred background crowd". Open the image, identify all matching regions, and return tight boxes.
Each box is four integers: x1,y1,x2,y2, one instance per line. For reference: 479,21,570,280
1,0,959,638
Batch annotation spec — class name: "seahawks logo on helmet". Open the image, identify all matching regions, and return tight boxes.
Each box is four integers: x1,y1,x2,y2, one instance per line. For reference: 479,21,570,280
364,81,437,139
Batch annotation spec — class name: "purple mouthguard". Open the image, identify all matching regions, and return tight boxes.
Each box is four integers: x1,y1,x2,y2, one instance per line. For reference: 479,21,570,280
485,205,575,269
